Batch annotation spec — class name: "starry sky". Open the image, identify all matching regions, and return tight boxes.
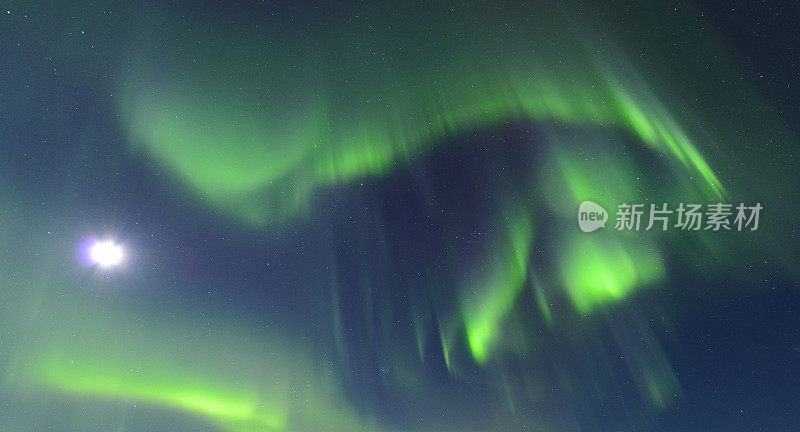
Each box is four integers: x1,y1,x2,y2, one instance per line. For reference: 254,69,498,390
1,1,799,431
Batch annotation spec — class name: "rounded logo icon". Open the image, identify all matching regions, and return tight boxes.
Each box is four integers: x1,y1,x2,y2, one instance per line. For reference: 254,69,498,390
578,201,607,232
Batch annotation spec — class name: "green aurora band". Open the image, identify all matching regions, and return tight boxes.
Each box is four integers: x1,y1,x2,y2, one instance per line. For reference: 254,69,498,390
116,1,726,366
3,1,799,431
119,3,724,229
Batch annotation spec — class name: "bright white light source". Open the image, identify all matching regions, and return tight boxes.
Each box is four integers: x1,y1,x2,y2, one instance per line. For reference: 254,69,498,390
90,241,123,267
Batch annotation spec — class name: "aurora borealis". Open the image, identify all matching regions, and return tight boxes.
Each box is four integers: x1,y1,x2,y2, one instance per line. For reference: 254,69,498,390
2,1,799,431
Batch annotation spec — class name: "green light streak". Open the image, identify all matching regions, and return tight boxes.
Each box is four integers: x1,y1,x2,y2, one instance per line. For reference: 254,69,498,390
532,275,554,328
461,208,534,363
606,76,725,200
42,358,287,431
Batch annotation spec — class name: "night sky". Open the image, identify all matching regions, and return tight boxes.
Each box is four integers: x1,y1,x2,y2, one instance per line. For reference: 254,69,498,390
1,1,799,431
